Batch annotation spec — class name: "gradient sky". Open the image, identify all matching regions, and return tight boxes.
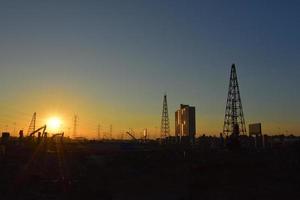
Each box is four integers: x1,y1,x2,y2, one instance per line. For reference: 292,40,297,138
0,0,299,138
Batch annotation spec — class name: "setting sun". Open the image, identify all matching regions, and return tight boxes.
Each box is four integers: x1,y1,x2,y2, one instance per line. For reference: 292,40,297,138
47,117,62,132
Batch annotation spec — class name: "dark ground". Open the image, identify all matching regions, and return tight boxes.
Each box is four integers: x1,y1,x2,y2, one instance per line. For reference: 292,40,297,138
0,140,299,200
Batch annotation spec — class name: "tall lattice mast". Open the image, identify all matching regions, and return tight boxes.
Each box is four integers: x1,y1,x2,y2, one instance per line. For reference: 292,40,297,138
223,64,246,136
161,94,170,139
109,124,112,139
27,112,36,135
73,115,78,138
97,123,101,140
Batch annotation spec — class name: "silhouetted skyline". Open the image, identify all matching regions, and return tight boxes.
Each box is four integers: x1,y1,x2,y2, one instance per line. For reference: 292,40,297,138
0,1,299,137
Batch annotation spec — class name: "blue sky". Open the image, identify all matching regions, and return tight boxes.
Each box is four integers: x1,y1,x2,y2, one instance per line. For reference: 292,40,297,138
0,0,299,137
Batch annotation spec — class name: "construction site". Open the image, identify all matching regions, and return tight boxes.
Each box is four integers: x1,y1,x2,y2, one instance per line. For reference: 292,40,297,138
0,64,299,200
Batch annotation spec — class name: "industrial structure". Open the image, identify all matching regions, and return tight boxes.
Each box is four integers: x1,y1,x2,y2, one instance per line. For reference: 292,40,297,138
27,112,36,136
73,115,78,138
126,130,137,141
175,104,196,144
223,64,246,137
29,125,47,138
97,124,101,139
160,94,170,140
249,123,262,136
249,123,263,148
109,124,112,139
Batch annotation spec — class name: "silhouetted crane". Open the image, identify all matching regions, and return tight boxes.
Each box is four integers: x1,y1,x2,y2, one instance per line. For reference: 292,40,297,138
126,131,137,141
29,125,47,138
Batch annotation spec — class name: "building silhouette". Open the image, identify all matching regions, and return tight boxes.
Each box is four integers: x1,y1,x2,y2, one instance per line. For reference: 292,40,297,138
175,104,196,144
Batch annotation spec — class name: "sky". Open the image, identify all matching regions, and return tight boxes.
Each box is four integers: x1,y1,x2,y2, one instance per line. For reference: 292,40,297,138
0,0,299,138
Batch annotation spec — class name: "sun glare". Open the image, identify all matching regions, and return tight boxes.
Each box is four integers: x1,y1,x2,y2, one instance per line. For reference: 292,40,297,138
47,117,62,132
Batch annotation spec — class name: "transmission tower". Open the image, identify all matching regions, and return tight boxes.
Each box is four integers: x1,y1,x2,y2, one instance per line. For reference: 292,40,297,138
73,115,78,138
109,124,112,139
27,112,36,135
161,94,170,139
97,124,101,140
223,64,246,137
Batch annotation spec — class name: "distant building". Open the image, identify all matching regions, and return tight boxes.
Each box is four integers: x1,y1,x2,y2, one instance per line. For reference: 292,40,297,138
1,132,10,144
249,123,263,148
175,104,196,144
249,123,262,136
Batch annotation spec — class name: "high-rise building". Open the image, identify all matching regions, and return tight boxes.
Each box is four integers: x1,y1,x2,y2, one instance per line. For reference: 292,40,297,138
175,104,196,143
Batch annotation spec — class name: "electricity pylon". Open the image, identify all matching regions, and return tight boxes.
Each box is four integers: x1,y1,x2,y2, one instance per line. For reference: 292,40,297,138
73,115,78,138
27,112,36,135
161,94,170,139
223,64,246,137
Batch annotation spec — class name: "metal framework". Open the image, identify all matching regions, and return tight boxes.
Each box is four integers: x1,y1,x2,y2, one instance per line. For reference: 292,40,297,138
73,115,78,138
97,124,101,140
160,94,170,139
109,124,112,139
29,125,47,137
223,64,246,136
126,131,137,141
27,112,36,136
